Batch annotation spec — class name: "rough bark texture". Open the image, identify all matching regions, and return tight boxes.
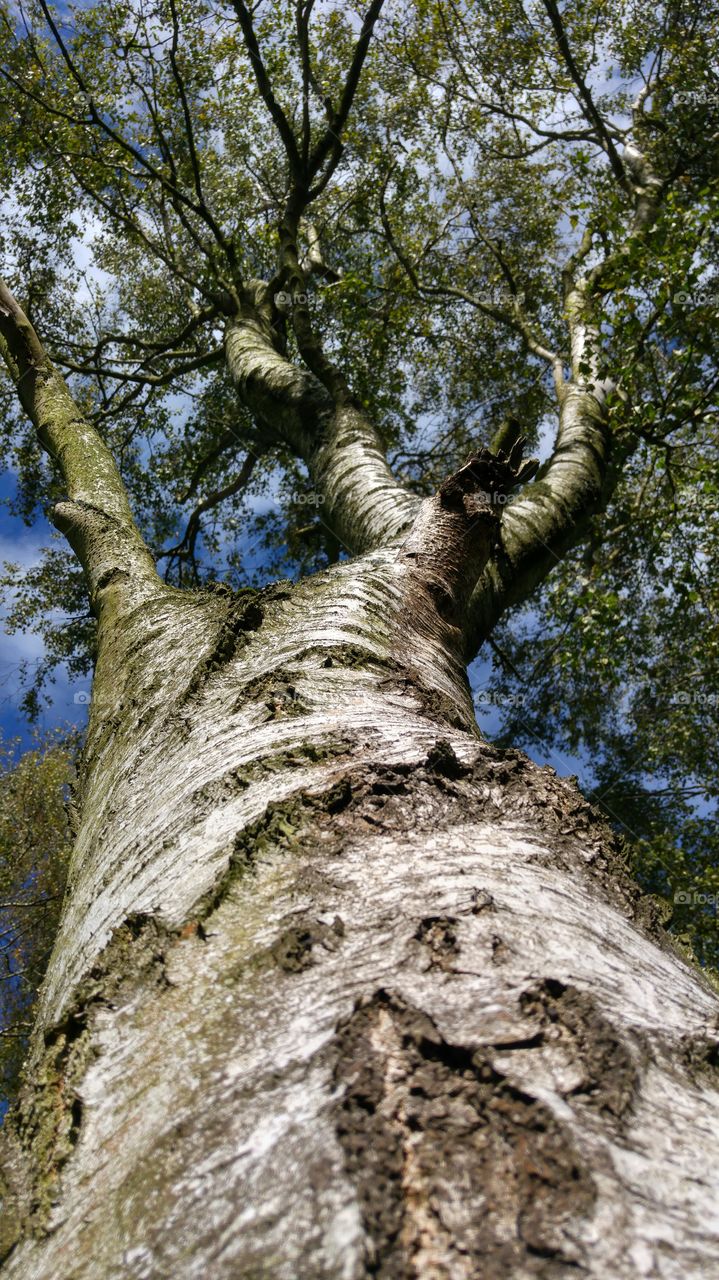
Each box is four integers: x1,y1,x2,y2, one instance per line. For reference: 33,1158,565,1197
1,519,719,1280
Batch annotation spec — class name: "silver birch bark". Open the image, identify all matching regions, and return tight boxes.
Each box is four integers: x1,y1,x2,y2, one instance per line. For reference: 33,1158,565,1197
1,539,718,1280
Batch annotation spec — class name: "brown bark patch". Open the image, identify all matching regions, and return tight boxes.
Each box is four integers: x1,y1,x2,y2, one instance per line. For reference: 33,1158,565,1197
471,888,497,914
414,917,460,970
270,914,345,972
520,979,640,1119
679,1030,719,1083
425,739,470,780
333,990,595,1279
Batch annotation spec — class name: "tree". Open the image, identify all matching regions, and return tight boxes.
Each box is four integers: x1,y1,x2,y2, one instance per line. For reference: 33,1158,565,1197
0,0,718,1274
0,732,74,1109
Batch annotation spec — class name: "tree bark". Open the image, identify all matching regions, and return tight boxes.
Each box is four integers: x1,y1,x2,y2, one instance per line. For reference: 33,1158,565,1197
1,522,719,1280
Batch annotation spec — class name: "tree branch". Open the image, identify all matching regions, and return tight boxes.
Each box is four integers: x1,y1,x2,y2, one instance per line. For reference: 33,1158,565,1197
166,0,235,265
230,0,304,178
305,0,385,190
178,429,242,503
58,347,223,387
541,0,630,193
0,280,158,608
224,281,419,553
157,453,257,577
379,178,565,390
466,381,621,656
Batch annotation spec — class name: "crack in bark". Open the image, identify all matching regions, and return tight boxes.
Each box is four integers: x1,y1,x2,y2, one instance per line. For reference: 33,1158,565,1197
180,583,292,705
190,737,356,819
414,916,460,972
678,1030,719,1084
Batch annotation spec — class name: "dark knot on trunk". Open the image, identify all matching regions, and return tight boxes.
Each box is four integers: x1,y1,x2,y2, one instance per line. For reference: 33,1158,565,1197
438,439,539,514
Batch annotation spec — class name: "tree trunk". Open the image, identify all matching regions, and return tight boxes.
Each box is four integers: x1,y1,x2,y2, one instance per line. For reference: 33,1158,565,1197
1,541,718,1280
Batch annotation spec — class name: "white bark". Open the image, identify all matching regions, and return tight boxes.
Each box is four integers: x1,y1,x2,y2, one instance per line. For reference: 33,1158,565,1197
223,289,420,554
1,287,717,1277
468,383,616,647
1,545,718,1280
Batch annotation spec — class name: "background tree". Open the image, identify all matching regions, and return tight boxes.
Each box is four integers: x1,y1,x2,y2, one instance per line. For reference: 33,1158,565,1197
0,0,718,1275
0,732,74,1108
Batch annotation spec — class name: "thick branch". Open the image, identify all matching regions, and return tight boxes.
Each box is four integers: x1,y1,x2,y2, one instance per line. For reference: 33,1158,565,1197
471,141,668,651
0,281,158,607
399,441,539,626
224,282,419,553
466,383,621,654
300,222,342,283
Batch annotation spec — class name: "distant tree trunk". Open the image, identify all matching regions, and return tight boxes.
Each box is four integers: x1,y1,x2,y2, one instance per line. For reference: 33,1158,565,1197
1,534,719,1280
